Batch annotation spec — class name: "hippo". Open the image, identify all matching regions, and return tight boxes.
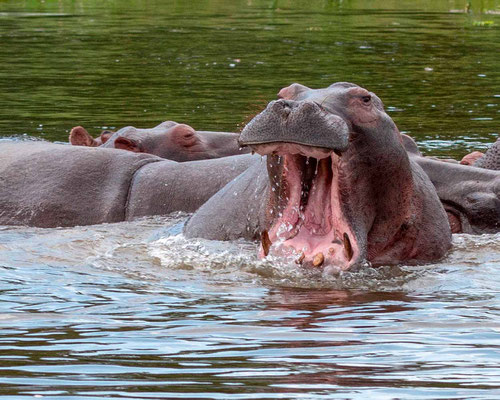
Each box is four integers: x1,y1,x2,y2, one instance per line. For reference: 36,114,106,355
413,155,500,233
0,141,257,227
69,121,248,162
184,82,452,270
460,151,484,166
364,133,500,232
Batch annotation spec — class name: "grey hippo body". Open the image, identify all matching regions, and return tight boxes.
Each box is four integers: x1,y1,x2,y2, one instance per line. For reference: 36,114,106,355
397,135,500,233
70,120,248,161
185,82,452,270
0,141,257,227
383,132,500,233
413,156,500,233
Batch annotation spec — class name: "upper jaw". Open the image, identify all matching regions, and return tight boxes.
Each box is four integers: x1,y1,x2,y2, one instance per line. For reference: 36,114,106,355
239,99,350,153
250,142,336,160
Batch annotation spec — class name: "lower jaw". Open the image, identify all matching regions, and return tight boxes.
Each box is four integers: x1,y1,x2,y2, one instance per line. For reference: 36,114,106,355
267,229,356,270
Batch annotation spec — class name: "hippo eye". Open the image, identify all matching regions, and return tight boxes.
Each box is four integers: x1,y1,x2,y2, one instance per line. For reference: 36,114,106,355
361,95,371,104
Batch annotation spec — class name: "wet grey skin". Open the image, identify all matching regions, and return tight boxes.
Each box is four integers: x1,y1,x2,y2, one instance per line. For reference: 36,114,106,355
394,134,500,233
413,155,500,234
185,82,452,270
0,141,258,227
70,120,250,162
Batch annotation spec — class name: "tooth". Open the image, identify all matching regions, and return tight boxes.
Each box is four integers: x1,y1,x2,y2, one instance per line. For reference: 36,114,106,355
295,252,305,264
343,233,353,261
261,230,272,257
312,252,324,267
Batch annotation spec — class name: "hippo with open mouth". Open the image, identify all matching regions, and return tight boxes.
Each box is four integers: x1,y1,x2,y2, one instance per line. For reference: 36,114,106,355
184,82,452,270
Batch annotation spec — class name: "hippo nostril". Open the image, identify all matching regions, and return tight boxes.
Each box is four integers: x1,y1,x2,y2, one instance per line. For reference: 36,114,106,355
277,99,297,108
271,101,285,113
301,102,319,113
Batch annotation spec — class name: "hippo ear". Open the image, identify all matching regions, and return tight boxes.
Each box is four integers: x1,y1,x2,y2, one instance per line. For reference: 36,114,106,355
460,151,484,166
69,126,98,147
100,130,114,144
114,136,142,153
155,120,178,130
277,83,310,100
171,124,198,147
400,134,421,156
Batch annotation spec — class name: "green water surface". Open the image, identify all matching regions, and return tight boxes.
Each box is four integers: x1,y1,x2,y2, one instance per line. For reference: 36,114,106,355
1,0,500,158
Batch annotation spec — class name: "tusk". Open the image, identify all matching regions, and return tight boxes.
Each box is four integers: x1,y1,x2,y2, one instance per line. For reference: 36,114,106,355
312,252,325,267
343,233,353,261
295,252,305,264
261,230,272,257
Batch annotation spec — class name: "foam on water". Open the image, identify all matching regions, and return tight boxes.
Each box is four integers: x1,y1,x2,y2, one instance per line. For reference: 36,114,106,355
2,214,499,294
147,222,500,291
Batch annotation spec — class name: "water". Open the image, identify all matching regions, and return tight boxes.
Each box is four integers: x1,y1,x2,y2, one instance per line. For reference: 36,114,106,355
1,0,500,398
1,0,500,157
1,216,500,399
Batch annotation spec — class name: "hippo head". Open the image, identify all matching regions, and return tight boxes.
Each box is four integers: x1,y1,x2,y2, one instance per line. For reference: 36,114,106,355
460,151,484,166
102,121,204,162
240,82,414,270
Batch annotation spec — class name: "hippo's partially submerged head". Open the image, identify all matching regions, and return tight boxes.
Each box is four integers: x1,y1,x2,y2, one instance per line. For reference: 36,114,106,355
239,82,449,270
70,121,246,162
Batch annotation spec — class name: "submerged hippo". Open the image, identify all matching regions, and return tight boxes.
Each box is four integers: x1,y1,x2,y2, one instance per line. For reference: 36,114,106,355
460,151,484,166
413,156,500,233
359,133,500,233
184,82,452,270
0,141,257,227
69,121,248,161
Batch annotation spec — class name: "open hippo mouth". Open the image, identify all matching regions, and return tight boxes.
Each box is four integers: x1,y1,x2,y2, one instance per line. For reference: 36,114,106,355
240,99,360,270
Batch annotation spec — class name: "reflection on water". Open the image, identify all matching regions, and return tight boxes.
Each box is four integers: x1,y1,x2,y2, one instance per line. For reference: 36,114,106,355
1,215,500,398
1,0,500,398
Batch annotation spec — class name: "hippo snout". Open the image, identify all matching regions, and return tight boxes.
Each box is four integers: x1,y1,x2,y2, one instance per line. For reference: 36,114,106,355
240,99,350,152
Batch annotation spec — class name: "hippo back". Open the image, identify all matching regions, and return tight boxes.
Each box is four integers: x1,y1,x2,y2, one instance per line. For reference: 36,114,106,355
0,142,160,227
